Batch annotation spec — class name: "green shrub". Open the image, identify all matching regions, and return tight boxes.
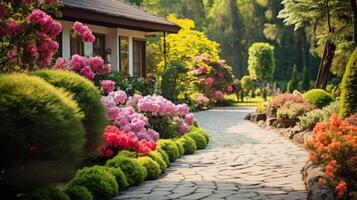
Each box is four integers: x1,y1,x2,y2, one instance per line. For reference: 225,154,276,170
302,89,333,109
176,137,197,155
189,127,209,143
105,156,146,186
65,185,93,200
156,148,170,166
149,116,181,139
27,186,70,200
174,140,185,156
95,166,129,190
0,74,84,175
117,150,137,158
277,101,312,120
340,48,357,118
68,166,118,200
298,101,340,130
185,133,207,150
136,156,161,180
157,140,180,162
147,151,167,173
32,70,107,153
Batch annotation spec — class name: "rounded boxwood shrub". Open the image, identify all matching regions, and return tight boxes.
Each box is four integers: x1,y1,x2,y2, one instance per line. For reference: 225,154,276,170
32,70,107,153
117,150,137,158
27,186,70,200
157,140,180,162
177,137,197,155
95,166,129,190
189,127,209,143
340,48,357,118
174,139,185,156
147,151,167,173
0,74,84,181
136,156,161,180
68,166,118,200
156,149,170,166
185,132,207,150
302,89,333,108
105,156,147,186
65,185,93,200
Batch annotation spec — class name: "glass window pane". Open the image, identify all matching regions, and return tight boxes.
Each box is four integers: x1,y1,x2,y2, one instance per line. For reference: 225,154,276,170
133,40,144,76
93,33,105,59
70,37,84,56
119,36,129,76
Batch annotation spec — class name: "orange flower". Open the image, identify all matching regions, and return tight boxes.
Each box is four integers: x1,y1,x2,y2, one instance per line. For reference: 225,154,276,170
336,180,347,197
324,160,336,178
308,154,315,162
319,178,326,185
327,139,341,152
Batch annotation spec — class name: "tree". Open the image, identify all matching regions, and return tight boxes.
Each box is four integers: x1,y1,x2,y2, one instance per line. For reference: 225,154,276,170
241,75,253,94
247,42,275,82
287,65,298,92
340,47,357,118
302,66,310,92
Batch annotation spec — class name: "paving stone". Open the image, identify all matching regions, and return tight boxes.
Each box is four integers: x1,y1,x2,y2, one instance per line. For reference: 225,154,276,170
114,108,308,200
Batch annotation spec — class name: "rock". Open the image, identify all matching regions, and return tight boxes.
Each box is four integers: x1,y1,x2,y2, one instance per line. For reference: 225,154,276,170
257,120,265,127
292,131,311,144
276,119,297,128
245,113,252,120
266,117,277,126
254,113,267,122
250,113,257,122
289,125,303,139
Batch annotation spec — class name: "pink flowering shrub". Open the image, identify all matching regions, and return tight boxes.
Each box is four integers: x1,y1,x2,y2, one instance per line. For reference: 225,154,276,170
53,55,112,79
100,80,116,95
269,93,314,116
73,21,95,43
189,54,234,103
305,115,357,199
97,125,157,157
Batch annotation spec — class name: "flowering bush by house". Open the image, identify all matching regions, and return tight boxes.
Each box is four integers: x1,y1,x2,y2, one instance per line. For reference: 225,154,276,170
305,115,357,199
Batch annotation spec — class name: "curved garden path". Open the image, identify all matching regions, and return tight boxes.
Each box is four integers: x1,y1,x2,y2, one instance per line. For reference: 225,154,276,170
115,108,308,200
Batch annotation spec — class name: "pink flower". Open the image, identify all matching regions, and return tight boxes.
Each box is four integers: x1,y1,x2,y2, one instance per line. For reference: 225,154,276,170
197,66,207,74
177,104,190,116
7,18,23,35
197,95,210,104
185,113,196,125
214,90,225,100
80,66,95,79
73,21,95,43
24,42,38,58
178,123,189,134
101,80,116,95
54,57,69,69
226,85,233,93
0,4,7,18
112,91,127,104
204,77,214,86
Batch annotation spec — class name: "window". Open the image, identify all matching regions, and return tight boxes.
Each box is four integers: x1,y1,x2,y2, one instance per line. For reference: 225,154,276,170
93,33,106,59
133,39,146,77
119,36,129,76
70,37,84,56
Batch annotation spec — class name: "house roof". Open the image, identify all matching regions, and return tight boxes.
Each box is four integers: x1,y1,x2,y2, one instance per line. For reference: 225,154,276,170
61,0,180,33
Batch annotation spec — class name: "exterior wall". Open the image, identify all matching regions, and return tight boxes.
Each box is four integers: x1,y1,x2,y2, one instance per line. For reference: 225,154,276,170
59,20,147,75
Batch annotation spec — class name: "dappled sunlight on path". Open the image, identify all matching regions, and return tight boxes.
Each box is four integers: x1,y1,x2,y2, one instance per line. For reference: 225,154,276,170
114,107,308,200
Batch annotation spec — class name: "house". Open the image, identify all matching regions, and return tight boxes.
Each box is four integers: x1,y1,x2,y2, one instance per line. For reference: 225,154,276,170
58,0,180,77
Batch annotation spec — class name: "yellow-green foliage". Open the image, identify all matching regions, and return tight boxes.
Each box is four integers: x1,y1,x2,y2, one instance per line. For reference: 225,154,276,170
27,186,70,200
32,70,107,153
147,151,167,173
176,136,197,155
340,48,357,118
185,132,207,150
248,42,275,82
157,139,180,162
302,89,333,109
174,139,185,156
137,156,161,180
189,126,209,143
0,74,84,168
155,15,219,70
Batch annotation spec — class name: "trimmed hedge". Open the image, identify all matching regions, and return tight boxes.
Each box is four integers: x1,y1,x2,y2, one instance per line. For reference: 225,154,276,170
96,166,129,190
65,185,93,200
0,74,84,174
185,132,207,150
177,137,197,155
147,151,167,173
174,140,185,156
117,150,137,158
189,127,209,143
157,140,180,162
302,89,333,109
68,166,118,200
340,48,357,118
27,186,70,200
105,156,147,186
156,148,170,166
32,70,107,153
137,156,161,180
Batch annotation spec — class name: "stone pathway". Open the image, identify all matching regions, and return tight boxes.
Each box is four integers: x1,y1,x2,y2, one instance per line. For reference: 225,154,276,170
114,108,308,200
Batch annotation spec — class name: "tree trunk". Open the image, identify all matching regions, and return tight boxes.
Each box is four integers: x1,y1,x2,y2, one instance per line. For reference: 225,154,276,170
315,41,336,89
229,0,243,78
350,0,357,44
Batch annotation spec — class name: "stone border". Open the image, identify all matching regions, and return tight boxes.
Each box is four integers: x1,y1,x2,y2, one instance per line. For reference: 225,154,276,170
245,112,335,200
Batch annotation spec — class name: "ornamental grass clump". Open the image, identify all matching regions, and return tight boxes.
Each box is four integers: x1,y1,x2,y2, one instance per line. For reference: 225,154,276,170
147,151,167,173
68,166,118,200
176,137,197,155
27,186,70,200
105,155,147,186
0,74,85,184
32,70,107,153
157,140,180,162
136,156,161,180
276,101,313,120
305,115,357,199
185,132,207,150
65,186,93,200
302,89,333,109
